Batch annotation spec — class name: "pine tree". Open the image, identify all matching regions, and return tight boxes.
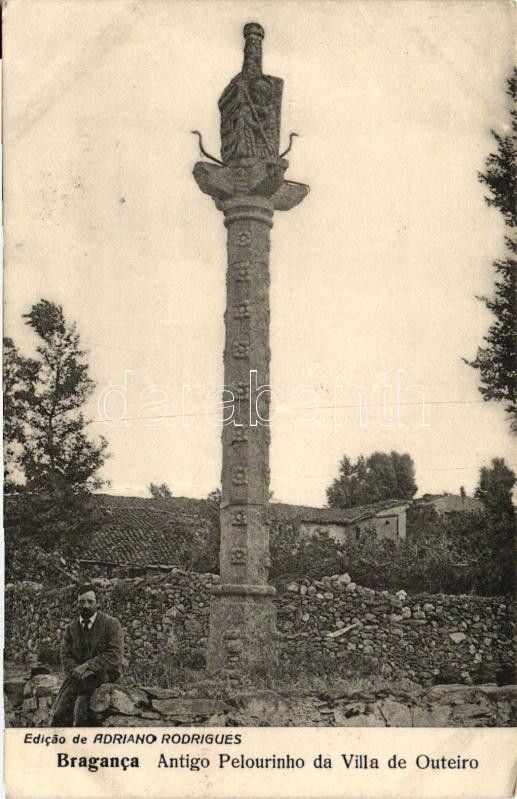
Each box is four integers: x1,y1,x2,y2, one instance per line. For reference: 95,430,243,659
16,300,109,491
3,300,109,553
465,70,516,432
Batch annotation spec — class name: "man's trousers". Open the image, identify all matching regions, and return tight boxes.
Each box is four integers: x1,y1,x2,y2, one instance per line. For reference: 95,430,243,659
51,672,111,727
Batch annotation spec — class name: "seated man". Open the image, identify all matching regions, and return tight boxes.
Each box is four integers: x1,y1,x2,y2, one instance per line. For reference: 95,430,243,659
51,583,124,727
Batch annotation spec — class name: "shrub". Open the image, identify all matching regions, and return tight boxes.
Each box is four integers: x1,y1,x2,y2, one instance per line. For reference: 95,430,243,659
269,510,515,596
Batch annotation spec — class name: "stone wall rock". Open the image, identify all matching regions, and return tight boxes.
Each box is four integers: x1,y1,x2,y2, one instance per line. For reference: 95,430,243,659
5,672,61,728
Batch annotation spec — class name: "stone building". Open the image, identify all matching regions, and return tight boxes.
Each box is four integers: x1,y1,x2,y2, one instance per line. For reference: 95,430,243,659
413,493,484,515
275,500,409,544
405,494,485,542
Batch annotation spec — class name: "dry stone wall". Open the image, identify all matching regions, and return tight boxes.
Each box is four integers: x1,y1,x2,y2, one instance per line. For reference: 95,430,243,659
5,570,515,688
277,575,515,686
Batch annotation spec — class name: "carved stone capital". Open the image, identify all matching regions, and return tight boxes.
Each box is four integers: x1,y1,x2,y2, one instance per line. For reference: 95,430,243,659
193,161,309,214
193,159,287,201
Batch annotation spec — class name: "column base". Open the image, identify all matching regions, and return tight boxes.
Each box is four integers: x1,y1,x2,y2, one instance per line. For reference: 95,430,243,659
206,584,277,674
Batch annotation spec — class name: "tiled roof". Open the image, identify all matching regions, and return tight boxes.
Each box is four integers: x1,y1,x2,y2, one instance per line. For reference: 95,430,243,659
84,495,213,565
414,495,484,514
270,499,408,525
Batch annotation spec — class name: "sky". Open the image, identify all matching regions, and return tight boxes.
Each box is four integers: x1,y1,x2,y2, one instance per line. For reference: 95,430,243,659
4,0,515,504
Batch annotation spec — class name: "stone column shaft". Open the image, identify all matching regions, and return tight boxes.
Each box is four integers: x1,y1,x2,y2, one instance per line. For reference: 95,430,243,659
220,198,273,586
206,198,276,675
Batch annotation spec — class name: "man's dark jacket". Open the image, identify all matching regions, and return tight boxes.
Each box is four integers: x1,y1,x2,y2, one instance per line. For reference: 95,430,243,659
61,611,124,681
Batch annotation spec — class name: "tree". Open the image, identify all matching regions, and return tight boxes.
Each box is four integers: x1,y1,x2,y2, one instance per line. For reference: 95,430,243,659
442,508,515,597
390,452,418,499
326,456,356,508
149,482,173,499
474,457,515,517
11,300,109,491
465,70,517,432
3,337,38,491
326,451,417,509
3,299,109,551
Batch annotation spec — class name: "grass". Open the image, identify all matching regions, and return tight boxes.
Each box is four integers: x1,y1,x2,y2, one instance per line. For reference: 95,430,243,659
126,656,405,698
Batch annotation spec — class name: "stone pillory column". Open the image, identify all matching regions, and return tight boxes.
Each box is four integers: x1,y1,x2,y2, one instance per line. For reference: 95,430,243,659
193,23,309,674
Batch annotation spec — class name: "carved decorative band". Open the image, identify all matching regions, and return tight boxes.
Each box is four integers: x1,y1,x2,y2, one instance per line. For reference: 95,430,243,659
233,300,250,319
223,629,243,642
231,428,249,444
224,210,274,229
228,259,269,276
230,510,247,526
212,584,276,597
220,500,269,509
232,466,248,485
221,196,274,212
233,340,250,358
222,198,274,229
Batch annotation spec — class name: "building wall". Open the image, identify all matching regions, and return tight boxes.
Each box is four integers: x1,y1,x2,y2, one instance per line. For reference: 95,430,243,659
362,505,407,541
299,506,407,544
298,523,353,544
359,514,398,541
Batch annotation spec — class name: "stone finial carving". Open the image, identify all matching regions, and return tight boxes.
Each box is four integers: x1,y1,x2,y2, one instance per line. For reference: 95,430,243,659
219,23,283,165
242,22,264,79
193,22,309,207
